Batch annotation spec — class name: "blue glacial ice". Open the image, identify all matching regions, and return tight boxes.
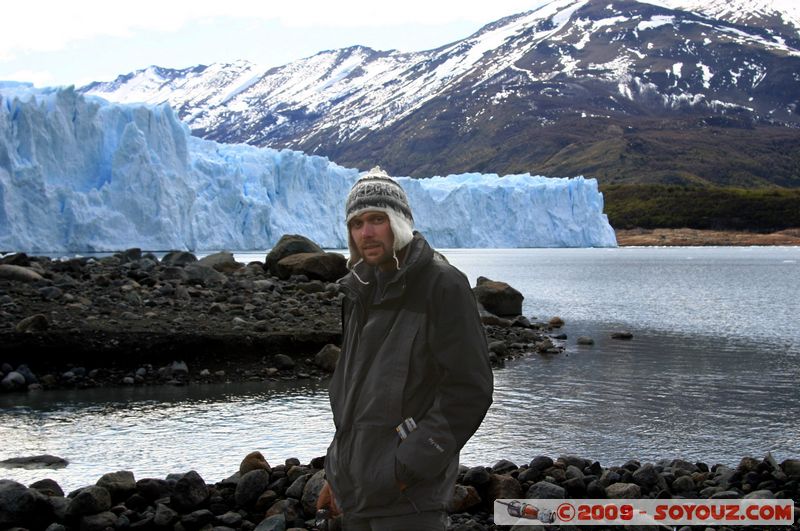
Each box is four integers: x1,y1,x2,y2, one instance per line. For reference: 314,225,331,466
0,83,617,252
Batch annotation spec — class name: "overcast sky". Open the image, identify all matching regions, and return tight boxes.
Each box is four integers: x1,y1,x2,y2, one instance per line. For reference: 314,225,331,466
0,0,543,88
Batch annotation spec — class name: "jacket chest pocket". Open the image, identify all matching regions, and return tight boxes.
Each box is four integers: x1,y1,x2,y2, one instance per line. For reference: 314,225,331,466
353,309,425,425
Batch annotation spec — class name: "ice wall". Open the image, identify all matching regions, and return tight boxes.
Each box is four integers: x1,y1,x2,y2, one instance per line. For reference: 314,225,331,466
0,83,616,252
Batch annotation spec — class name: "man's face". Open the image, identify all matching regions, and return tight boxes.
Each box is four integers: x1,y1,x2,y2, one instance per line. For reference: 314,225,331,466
349,211,395,269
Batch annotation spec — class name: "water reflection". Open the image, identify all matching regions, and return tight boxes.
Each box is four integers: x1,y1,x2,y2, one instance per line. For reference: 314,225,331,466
2,248,799,492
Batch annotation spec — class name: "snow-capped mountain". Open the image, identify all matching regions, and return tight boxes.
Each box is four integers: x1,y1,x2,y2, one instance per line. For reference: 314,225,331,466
82,0,800,185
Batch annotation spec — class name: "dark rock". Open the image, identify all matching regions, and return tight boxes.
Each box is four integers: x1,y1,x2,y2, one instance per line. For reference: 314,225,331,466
780,459,800,478
632,463,667,492
265,235,324,276
1,371,27,391
29,478,64,497
472,277,523,317
117,249,142,263
548,316,565,328
172,471,209,511
710,490,742,499
529,456,554,472
517,467,543,484
0,264,44,282
15,313,50,333
284,475,308,500
14,364,38,384
199,252,243,273
135,478,171,501
216,511,243,527
462,467,492,487
182,509,216,530
605,483,641,498
0,253,30,266
0,480,36,526
526,481,565,499
97,471,136,502
80,511,117,531
448,484,482,513
162,266,190,282
184,264,226,286
153,503,179,526
487,474,523,501
235,470,270,507
123,493,148,513
671,475,696,492
744,489,775,499
162,251,198,267
488,341,509,356
254,513,286,531
39,286,63,301
240,451,272,476
314,344,340,373
265,498,302,521
577,336,594,345
562,477,587,496
0,455,68,469
274,252,347,282
300,470,326,518
611,331,633,340
67,486,112,517
491,459,518,475
510,315,531,328
273,354,295,371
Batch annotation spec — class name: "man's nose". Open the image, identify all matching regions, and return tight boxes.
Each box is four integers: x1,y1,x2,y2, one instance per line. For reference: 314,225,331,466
361,223,375,237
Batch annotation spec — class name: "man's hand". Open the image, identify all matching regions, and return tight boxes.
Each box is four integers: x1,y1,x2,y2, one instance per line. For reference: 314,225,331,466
316,480,341,517
397,480,408,491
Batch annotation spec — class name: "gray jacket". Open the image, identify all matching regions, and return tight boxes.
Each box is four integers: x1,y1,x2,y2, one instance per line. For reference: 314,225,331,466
325,232,494,518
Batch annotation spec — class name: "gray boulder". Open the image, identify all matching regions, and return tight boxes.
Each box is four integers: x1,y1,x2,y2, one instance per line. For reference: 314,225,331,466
235,469,270,507
1,371,27,391
0,480,36,526
274,252,347,282
172,471,209,511
0,455,68,469
79,511,117,531
314,344,341,373
199,251,243,273
0,264,44,282
487,474,523,501
525,481,566,499
254,513,286,531
472,277,523,316
300,470,326,518
153,503,178,526
162,251,198,267
96,470,136,502
66,486,112,517
605,482,642,498
265,235,324,276
15,314,50,333
184,263,226,286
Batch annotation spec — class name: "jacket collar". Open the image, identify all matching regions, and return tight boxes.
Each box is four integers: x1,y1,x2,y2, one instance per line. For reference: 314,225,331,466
339,231,433,304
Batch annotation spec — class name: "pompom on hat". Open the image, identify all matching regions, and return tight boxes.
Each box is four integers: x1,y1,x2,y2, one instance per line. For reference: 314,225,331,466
345,166,414,267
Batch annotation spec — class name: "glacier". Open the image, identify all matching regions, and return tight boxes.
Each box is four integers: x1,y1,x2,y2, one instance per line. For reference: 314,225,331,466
0,82,616,252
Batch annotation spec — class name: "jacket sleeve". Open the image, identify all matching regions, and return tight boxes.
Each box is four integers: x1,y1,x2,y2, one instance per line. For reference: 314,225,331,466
395,267,494,483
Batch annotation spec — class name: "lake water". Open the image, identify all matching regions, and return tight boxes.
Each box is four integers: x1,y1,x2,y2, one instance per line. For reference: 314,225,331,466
1,246,798,492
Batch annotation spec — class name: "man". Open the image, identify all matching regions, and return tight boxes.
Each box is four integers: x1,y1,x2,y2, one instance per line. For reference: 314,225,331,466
320,167,494,530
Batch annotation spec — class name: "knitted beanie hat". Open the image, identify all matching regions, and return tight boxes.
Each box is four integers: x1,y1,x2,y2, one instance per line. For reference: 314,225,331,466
345,166,414,267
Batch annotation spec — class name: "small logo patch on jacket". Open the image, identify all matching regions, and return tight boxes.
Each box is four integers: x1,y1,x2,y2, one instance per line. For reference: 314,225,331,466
428,437,445,453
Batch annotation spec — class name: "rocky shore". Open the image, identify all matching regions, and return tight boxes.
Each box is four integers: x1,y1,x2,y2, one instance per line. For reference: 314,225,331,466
615,228,800,246
1,235,569,393
1,452,798,531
